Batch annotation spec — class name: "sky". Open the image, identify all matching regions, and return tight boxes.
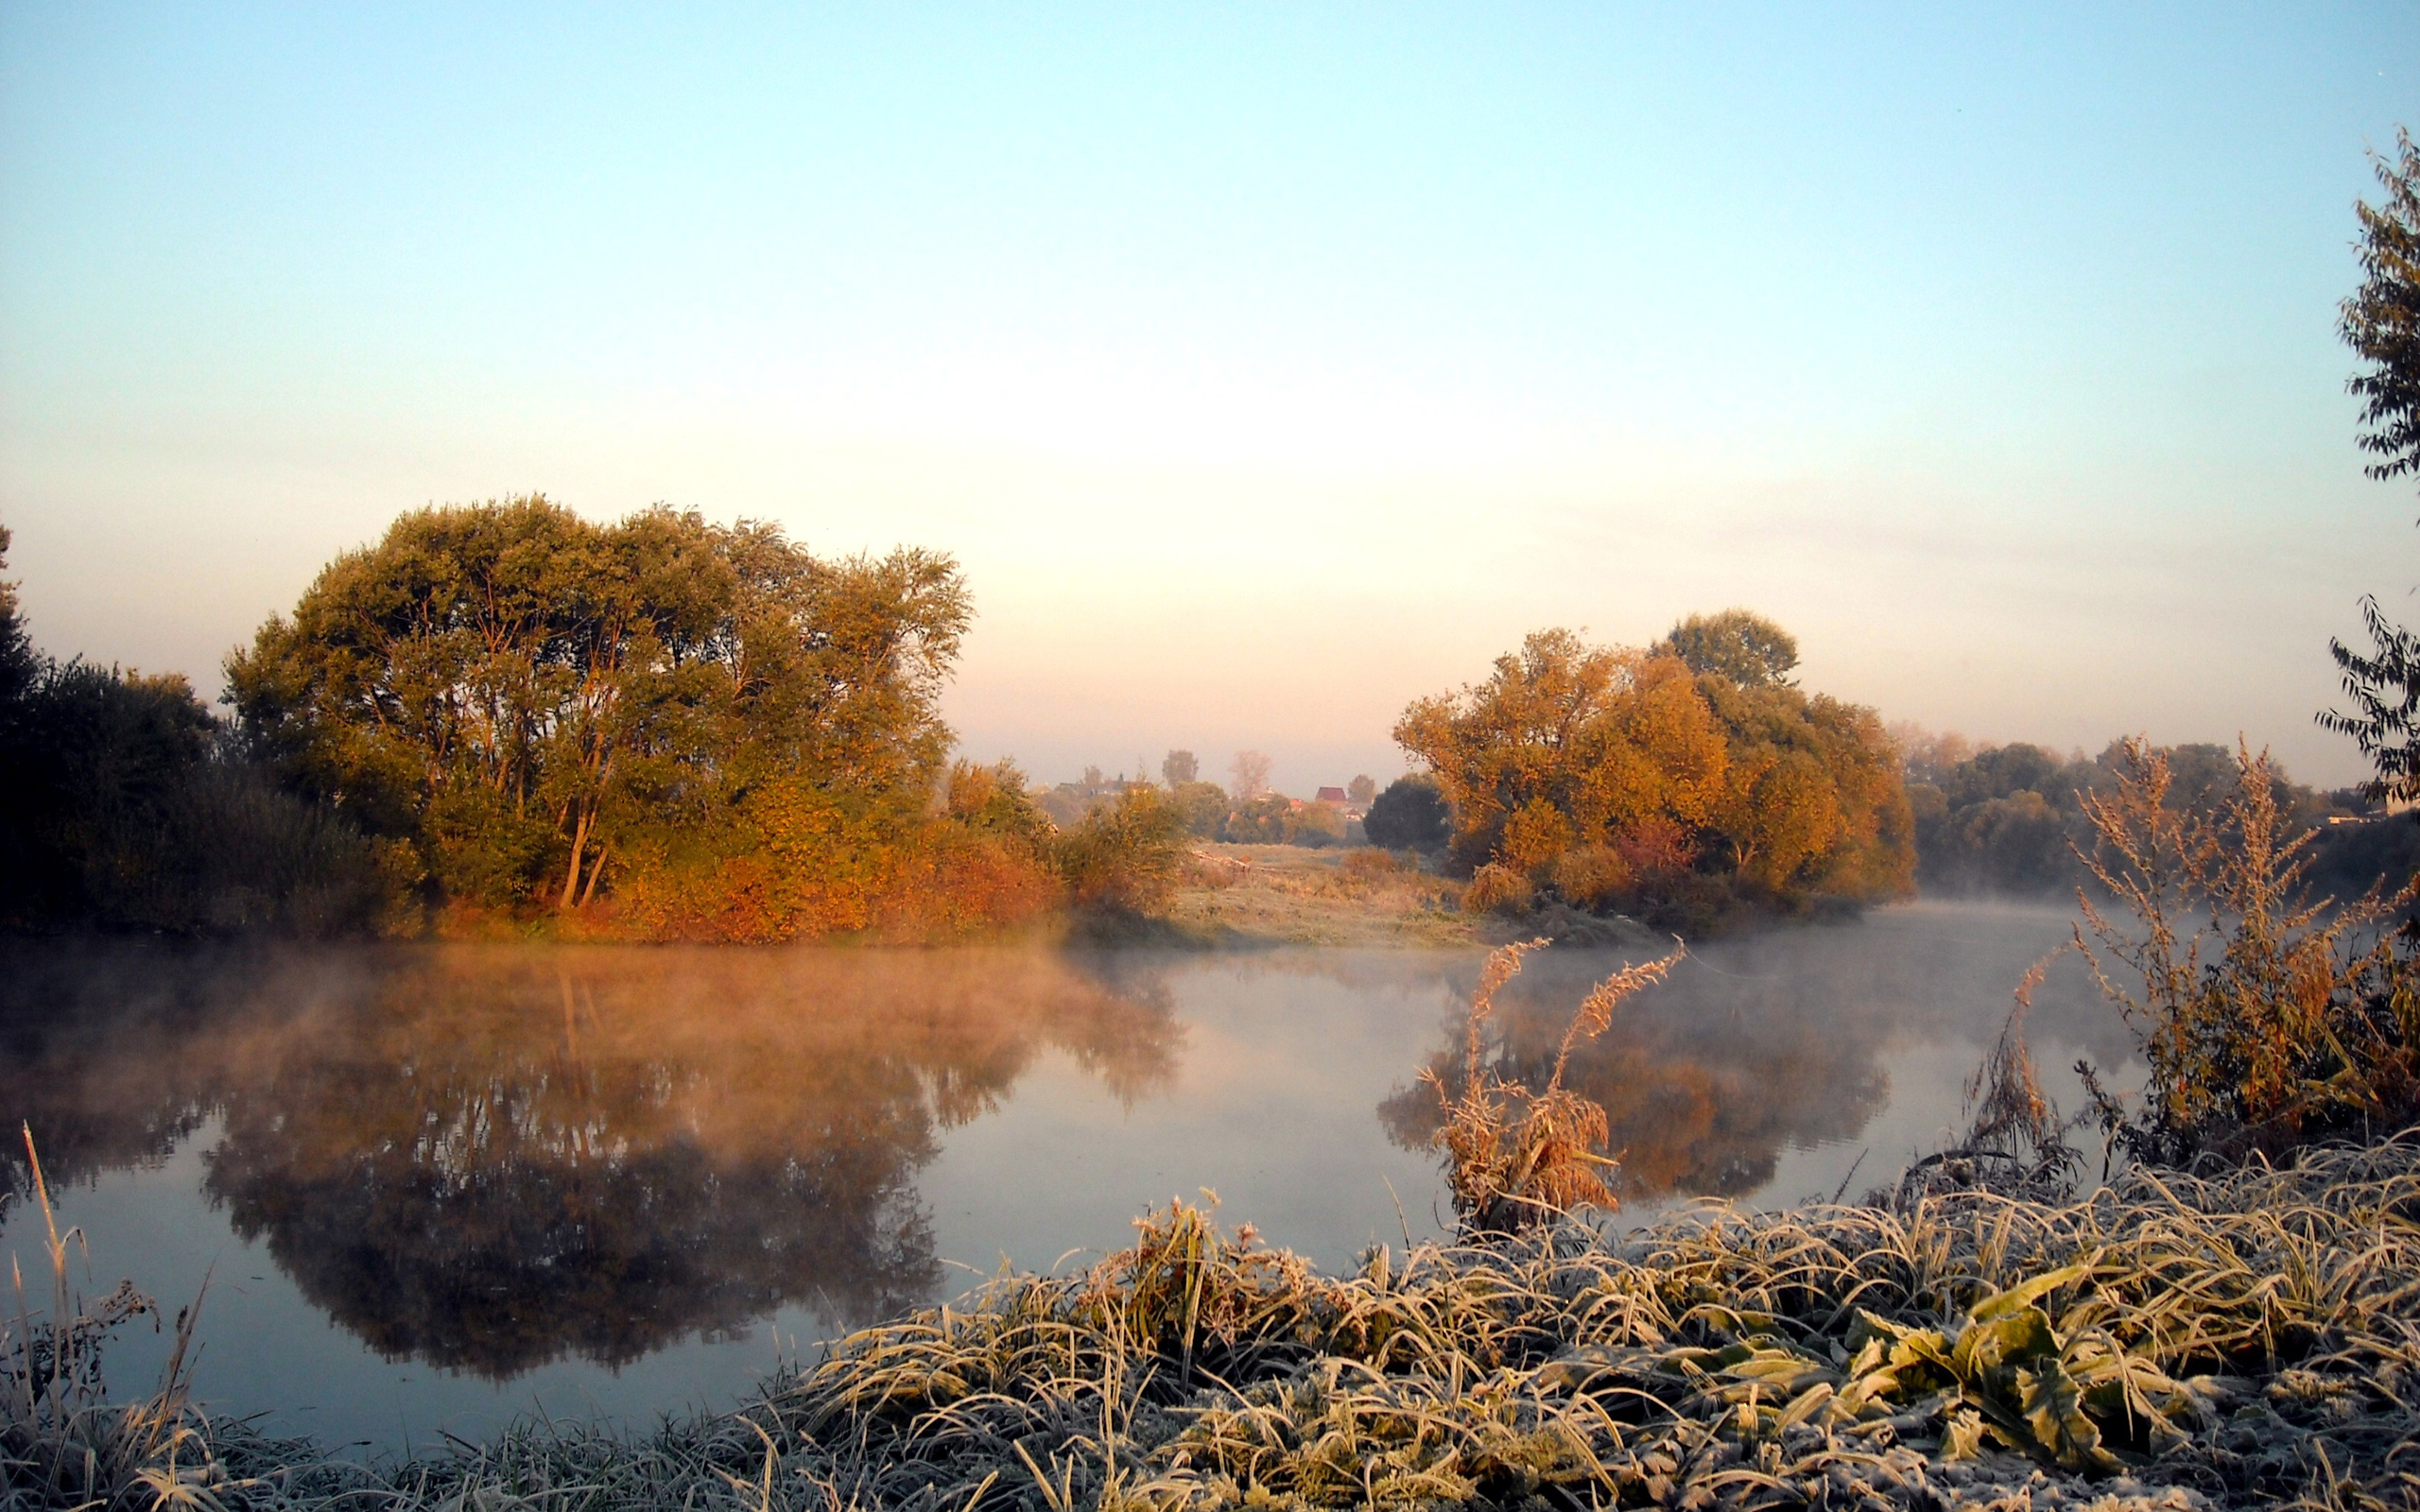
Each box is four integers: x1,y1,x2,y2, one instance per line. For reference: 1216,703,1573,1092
2,5,2416,793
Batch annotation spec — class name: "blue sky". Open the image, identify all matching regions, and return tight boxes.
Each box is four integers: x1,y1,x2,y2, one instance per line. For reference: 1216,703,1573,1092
3,4,2414,789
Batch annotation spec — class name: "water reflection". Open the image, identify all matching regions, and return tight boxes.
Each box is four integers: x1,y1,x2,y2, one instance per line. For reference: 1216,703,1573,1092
0,943,1181,1379
1,908,2127,1418
1379,915,2129,1204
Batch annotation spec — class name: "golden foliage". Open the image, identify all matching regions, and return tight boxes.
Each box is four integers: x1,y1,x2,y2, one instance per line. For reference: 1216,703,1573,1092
1393,632,1728,876
1395,626,1912,930
1459,862,1534,916
1052,785,1189,912
606,777,1061,943
1421,939,1685,1232
2074,736,2420,1157
1547,843,1630,909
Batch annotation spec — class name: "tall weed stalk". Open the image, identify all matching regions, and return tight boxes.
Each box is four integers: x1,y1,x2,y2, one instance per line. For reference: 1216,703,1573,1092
2072,736,2420,1160
1421,939,1684,1232
3,1124,216,1512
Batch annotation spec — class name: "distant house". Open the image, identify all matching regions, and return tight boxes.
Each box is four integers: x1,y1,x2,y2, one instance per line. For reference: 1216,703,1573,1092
1314,785,1371,822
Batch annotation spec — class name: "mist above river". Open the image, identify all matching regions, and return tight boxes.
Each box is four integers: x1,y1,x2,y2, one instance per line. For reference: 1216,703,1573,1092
0,901,2127,1452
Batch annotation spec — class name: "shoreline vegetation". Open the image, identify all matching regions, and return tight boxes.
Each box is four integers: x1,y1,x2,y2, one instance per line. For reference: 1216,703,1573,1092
15,508,2406,953
10,1137,2418,1511
22,112,2420,1512
15,739,2420,1509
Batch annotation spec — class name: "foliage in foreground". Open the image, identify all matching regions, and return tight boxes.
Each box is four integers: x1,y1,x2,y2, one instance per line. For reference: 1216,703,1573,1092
2071,738,2420,1163
17,1141,2420,1511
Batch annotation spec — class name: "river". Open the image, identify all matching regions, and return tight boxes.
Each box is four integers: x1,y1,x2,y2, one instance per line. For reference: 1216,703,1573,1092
0,900,2131,1454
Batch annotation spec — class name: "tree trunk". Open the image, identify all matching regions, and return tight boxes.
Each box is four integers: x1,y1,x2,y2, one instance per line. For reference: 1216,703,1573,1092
578,841,611,908
559,808,591,911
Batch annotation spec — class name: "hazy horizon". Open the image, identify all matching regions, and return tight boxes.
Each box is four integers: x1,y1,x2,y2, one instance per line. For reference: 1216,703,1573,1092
5,6,2416,794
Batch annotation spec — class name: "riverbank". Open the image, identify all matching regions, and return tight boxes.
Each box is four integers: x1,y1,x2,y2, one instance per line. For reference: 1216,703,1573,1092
1097,845,1662,950
16,1136,2414,1511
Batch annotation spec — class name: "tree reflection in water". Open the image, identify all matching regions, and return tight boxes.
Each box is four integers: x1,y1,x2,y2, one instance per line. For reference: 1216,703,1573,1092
1382,944,1903,1204
0,943,1181,1380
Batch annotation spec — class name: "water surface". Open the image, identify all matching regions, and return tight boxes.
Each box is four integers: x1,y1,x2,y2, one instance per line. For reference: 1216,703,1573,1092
0,902,2128,1453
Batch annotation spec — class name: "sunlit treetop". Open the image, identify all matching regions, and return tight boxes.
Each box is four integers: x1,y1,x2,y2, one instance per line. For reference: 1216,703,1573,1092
1654,610,1800,689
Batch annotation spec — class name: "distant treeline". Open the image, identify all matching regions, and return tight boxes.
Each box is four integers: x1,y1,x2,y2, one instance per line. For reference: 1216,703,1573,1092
1041,773,1363,850
1901,730,2420,905
12,503,2418,941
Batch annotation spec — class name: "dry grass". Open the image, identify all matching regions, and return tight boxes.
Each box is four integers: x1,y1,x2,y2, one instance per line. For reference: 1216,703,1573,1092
4,1126,215,1512
2072,738,2420,1161
24,1139,2420,1510
1421,940,1687,1233
1888,958,2089,1211
1156,846,1478,947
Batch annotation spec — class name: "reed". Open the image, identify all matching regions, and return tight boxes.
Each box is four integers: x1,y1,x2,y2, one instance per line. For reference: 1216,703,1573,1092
4,1125,216,1512
1420,939,1685,1233
2072,737,2420,1160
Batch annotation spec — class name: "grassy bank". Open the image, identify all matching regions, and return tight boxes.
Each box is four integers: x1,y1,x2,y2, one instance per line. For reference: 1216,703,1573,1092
14,1136,2420,1511
1130,845,1661,950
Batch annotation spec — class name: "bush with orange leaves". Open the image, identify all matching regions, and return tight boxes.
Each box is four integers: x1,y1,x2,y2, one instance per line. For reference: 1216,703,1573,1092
1393,625,1912,936
605,760,1063,943
1421,938,1685,1232
2074,737,2420,1161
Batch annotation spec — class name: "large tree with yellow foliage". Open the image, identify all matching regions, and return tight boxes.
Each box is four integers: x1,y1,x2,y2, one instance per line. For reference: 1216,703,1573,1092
228,497,986,928
1394,618,1910,930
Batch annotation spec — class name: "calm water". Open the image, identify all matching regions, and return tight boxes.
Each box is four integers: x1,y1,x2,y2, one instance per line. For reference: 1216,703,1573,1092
0,902,2132,1454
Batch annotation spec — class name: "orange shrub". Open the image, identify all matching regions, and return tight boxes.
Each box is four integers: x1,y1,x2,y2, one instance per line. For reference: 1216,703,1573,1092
1550,844,1631,909
608,781,1060,943
1462,862,1535,916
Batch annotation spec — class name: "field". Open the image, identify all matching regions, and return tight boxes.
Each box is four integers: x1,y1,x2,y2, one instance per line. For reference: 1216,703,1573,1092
1142,845,1660,950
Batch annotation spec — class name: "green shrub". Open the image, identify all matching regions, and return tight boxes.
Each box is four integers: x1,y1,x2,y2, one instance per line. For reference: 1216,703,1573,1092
1165,780,1230,838
1051,786,1188,912
1363,774,1448,851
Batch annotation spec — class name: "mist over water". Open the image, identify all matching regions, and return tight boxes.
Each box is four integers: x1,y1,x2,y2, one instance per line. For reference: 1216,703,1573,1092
0,902,2124,1453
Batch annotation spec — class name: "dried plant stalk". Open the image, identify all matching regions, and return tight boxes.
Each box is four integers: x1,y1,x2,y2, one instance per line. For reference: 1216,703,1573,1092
1423,938,1685,1232
2072,736,2420,1159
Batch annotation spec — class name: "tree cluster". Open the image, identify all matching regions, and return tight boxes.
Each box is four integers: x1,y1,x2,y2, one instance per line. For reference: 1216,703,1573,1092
1363,774,1450,851
0,527,383,935
1902,730,2411,908
229,497,977,925
1394,617,1911,933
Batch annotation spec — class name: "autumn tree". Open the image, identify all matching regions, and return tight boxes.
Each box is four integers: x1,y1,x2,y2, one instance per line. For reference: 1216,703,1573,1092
1396,624,1910,931
228,497,971,919
1347,773,1377,808
1694,674,1912,902
1394,629,1727,877
1161,749,1200,786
